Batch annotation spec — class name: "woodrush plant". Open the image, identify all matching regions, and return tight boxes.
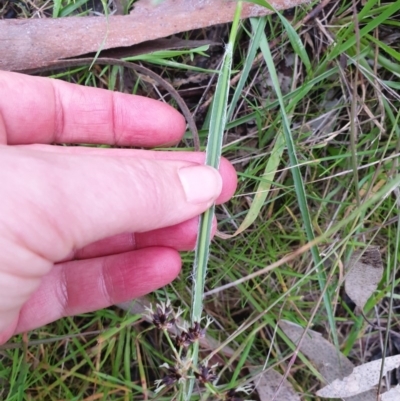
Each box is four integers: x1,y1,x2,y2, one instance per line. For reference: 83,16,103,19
145,299,254,400
2,0,400,399
150,1,400,399
134,4,253,400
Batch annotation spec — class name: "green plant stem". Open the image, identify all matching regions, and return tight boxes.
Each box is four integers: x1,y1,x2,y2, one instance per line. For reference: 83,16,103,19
186,3,242,400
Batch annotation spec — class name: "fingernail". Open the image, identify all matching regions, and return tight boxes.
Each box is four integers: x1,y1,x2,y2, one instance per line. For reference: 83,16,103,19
178,165,222,204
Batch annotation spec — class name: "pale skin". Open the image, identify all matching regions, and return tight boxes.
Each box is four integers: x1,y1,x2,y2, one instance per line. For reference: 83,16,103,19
0,71,237,344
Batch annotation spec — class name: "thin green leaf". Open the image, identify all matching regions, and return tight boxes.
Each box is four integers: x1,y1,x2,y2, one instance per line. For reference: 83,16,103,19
329,1,400,60
275,13,312,74
191,3,242,324
52,0,62,18
186,3,243,400
124,57,218,73
336,0,388,47
244,0,270,6
227,16,267,122
246,1,312,73
229,130,285,236
127,45,209,60
59,0,91,17
257,22,338,347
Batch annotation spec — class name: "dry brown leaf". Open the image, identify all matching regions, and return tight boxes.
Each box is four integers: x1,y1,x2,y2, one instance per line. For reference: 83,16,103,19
345,246,383,310
279,320,376,401
316,355,400,398
253,368,300,401
0,0,312,72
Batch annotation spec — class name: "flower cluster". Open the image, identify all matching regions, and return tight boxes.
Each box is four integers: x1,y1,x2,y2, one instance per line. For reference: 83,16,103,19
155,364,182,387
154,358,193,394
175,320,210,348
145,300,253,400
145,300,182,330
225,385,254,401
194,363,218,384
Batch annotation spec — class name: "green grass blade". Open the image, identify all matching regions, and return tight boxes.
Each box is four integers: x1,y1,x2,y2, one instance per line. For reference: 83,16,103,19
59,0,91,17
191,3,242,324
329,1,400,60
227,16,267,122
246,1,312,73
257,24,338,347
364,34,400,63
52,0,62,18
125,45,209,60
186,3,242,400
232,129,285,235
273,12,312,74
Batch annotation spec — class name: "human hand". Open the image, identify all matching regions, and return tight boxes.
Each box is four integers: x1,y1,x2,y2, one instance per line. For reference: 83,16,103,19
0,71,237,344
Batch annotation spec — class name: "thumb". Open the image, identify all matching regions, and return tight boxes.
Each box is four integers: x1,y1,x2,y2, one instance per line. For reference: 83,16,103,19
1,146,222,264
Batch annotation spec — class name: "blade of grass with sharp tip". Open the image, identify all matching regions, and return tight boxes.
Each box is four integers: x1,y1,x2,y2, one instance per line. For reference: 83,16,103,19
224,15,300,237
328,1,400,61
190,3,241,324
257,25,338,347
246,0,312,74
226,16,267,122
184,3,243,401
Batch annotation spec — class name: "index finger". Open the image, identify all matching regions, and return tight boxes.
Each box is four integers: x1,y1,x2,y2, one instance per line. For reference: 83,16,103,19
0,71,186,146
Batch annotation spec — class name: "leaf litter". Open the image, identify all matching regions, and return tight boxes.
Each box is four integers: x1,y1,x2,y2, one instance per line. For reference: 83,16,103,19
381,385,400,400
280,319,400,399
279,320,376,401
344,246,383,311
252,368,300,401
316,355,400,398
